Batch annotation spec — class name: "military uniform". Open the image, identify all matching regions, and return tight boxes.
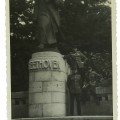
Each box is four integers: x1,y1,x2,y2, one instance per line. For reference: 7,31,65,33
67,73,82,115
71,51,87,81
82,70,101,105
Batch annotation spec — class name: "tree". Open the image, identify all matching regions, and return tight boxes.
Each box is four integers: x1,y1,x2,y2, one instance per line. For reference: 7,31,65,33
60,0,111,52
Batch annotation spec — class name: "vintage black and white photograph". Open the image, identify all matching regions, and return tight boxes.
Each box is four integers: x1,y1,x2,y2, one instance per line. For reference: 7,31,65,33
9,0,115,120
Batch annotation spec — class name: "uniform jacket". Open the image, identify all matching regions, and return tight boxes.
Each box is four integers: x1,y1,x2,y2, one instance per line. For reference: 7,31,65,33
67,74,83,94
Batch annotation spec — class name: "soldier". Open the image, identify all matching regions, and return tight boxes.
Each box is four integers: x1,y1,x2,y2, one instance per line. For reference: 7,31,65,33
71,48,88,81
82,67,102,105
67,69,83,115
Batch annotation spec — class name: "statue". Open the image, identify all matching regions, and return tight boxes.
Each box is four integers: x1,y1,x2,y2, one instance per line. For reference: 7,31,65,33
29,2,68,116
33,0,65,50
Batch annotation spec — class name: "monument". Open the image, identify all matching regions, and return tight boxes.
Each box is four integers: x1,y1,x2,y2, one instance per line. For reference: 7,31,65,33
28,0,69,117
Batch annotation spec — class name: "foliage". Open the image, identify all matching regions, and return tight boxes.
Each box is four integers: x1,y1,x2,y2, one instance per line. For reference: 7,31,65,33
65,51,112,87
85,51,112,86
10,0,112,91
60,0,111,51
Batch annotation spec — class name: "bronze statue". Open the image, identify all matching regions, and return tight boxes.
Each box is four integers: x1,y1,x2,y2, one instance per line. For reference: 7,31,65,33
33,0,65,50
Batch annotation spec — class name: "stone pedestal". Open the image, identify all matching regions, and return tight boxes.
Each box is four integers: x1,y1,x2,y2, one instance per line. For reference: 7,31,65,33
28,52,70,117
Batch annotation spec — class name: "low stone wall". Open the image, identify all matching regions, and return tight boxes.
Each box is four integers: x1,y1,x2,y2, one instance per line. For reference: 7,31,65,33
12,86,112,118
11,92,28,119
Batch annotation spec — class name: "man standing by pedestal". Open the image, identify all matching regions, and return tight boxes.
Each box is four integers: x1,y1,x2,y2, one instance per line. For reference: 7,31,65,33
67,69,83,116
72,48,88,81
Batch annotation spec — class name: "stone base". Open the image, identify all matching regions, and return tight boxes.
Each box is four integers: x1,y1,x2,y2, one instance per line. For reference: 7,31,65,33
13,116,113,120
28,52,70,117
